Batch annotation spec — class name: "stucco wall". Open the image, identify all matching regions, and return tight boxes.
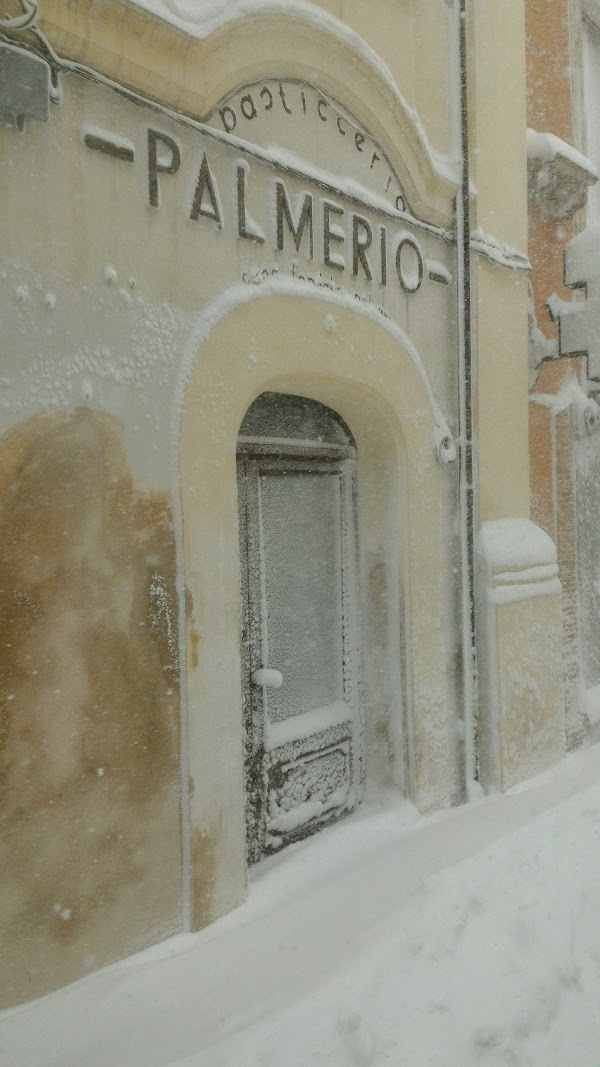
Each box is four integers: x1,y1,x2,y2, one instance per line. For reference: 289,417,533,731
0,407,182,1006
0,0,565,1010
0,5,463,1004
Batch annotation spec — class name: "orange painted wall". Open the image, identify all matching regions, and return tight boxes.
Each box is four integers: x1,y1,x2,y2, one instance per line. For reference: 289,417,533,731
526,0,578,532
526,0,575,342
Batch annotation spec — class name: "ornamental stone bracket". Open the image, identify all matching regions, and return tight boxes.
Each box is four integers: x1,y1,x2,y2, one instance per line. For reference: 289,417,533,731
527,129,598,220
547,224,600,382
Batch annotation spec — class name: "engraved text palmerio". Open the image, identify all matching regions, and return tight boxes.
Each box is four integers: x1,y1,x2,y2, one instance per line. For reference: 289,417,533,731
83,85,451,300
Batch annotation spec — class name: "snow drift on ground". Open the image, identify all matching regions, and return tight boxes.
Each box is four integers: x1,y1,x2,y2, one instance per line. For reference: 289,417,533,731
4,744,600,1065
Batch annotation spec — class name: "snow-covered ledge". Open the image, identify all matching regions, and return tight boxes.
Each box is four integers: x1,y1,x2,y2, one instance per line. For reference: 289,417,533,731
480,518,560,605
476,518,566,793
527,129,598,220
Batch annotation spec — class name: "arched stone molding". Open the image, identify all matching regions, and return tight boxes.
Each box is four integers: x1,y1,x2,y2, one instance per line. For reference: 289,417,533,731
38,0,457,226
178,288,457,930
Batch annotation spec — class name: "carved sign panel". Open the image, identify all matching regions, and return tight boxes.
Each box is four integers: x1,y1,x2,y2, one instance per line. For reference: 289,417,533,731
208,80,407,213
82,79,454,323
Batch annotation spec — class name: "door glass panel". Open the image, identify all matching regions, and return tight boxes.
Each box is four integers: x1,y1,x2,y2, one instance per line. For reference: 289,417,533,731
258,470,344,722
240,391,355,445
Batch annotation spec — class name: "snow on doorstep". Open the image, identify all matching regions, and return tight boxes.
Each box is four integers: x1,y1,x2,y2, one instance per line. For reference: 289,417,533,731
5,742,600,1066
267,782,350,835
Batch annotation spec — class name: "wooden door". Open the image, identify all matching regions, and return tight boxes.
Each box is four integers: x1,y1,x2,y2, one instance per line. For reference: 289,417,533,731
238,436,363,862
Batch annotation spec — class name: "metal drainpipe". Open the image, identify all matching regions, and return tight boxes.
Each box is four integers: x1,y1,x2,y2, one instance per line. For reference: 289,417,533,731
456,0,479,793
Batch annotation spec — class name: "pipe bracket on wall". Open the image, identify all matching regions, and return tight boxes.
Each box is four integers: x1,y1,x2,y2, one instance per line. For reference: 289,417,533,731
434,424,457,464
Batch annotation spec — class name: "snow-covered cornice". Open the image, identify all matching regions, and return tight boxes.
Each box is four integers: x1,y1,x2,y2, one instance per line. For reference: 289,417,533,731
16,0,458,227
527,129,598,220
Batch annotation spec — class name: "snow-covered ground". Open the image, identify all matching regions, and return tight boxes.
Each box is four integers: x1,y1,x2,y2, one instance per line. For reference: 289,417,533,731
4,744,600,1066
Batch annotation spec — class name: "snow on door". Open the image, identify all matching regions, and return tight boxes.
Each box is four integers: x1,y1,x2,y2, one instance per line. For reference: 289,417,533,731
237,393,363,862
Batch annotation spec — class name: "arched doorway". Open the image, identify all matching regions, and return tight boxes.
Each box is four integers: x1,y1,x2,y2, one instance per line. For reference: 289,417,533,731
236,392,363,862
179,289,457,929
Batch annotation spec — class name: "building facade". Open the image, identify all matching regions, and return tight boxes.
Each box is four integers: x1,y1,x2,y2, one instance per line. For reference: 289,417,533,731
0,0,566,1007
526,0,600,749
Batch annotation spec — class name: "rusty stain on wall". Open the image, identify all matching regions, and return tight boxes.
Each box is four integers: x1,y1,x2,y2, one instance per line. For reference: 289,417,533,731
0,407,184,1007
190,826,216,930
185,586,201,670
189,627,201,670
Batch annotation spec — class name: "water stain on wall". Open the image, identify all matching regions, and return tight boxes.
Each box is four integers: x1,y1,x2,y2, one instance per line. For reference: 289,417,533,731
190,827,216,929
0,407,183,1007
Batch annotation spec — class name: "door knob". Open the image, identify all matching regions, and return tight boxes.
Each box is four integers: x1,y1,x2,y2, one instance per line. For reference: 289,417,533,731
251,668,283,689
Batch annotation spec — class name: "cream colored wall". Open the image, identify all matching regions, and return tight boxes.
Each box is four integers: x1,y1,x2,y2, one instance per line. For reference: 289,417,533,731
468,0,528,252
477,521,566,790
466,0,567,785
480,593,566,790
467,0,530,522
476,262,531,521
337,0,455,158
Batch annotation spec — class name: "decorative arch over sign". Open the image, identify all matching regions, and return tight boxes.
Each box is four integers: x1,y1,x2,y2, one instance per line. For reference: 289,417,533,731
209,80,409,217
197,13,459,227
38,0,458,226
